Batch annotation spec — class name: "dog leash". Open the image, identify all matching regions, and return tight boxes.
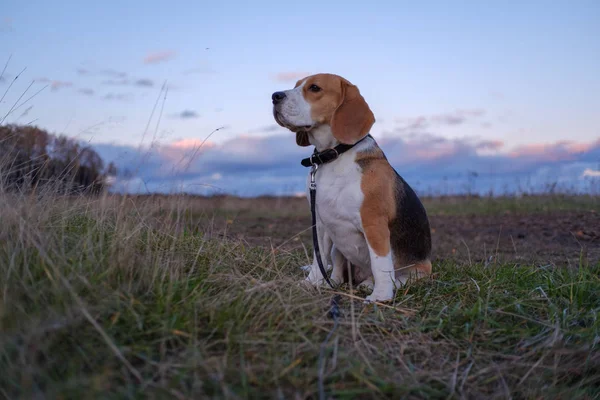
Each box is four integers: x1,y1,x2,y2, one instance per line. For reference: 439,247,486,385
309,163,337,291
309,163,341,400
303,135,371,399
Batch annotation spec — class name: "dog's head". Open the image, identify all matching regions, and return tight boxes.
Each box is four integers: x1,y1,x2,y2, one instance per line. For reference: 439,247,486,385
272,73,375,147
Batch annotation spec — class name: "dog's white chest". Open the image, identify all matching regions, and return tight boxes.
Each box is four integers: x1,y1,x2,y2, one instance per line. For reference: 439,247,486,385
306,153,370,267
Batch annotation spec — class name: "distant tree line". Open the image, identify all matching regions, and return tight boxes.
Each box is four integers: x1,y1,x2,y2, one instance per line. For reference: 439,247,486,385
0,124,116,194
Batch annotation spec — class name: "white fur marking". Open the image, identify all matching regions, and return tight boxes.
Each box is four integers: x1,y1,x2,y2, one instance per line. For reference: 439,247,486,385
330,245,347,285
277,80,313,128
364,246,395,303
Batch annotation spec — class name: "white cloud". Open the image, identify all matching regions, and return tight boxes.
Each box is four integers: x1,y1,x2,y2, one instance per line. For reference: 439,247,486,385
582,168,600,178
92,133,600,197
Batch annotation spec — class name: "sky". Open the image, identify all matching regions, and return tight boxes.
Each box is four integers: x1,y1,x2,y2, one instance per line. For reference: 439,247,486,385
1,0,599,196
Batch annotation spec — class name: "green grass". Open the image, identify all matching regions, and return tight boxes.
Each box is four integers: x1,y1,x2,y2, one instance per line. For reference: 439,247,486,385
0,193,599,399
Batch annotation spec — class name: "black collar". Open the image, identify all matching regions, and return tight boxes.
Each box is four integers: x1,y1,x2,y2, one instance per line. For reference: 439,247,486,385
300,134,372,168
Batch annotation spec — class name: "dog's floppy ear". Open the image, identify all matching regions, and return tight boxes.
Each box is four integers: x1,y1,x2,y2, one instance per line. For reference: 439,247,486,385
331,79,375,145
296,131,311,147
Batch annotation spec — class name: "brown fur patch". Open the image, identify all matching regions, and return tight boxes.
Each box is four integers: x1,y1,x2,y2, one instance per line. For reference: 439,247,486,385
302,74,344,125
330,80,375,145
357,143,432,279
296,73,375,144
357,146,397,257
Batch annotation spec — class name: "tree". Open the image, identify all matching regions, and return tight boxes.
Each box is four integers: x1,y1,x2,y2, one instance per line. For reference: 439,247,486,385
0,124,116,195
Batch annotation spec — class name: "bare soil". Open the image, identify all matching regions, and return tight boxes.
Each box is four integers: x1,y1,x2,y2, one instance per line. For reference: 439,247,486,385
196,199,599,267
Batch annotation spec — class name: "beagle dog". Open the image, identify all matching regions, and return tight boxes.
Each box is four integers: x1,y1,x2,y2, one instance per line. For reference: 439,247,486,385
272,73,432,302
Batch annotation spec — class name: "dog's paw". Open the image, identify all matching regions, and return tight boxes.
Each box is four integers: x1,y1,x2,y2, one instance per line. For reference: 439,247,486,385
304,274,324,286
364,289,394,304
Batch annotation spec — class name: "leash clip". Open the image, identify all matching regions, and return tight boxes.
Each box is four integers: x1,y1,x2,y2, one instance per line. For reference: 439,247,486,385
310,164,318,190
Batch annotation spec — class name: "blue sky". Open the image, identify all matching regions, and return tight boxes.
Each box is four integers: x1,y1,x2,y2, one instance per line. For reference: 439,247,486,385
1,0,599,196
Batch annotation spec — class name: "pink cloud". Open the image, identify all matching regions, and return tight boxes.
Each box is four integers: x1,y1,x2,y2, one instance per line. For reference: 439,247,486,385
169,138,216,149
36,78,73,91
143,50,177,64
412,147,457,161
156,139,218,173
508,140,598,162
50,81,73,91
95,132,600,196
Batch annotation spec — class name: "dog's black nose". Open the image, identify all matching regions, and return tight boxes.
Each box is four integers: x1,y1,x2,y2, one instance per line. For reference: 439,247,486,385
272,91,286,104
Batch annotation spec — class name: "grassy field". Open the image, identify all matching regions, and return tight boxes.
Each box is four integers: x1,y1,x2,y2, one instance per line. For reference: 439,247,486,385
0,191,599,399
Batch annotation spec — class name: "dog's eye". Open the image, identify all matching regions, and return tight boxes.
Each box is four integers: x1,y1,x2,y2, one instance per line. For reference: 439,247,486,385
308,84,322,93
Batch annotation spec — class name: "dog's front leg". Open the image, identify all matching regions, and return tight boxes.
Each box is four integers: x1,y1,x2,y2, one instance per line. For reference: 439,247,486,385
304,222,333,287
363,221,396,302
365,248,395,302
329,245,347,285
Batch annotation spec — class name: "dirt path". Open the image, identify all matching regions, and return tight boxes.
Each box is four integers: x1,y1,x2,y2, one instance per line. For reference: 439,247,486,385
206,210,600,267
429,211,599,266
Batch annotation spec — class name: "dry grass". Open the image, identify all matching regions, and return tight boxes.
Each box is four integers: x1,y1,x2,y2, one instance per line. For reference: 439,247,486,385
0,190,599,399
